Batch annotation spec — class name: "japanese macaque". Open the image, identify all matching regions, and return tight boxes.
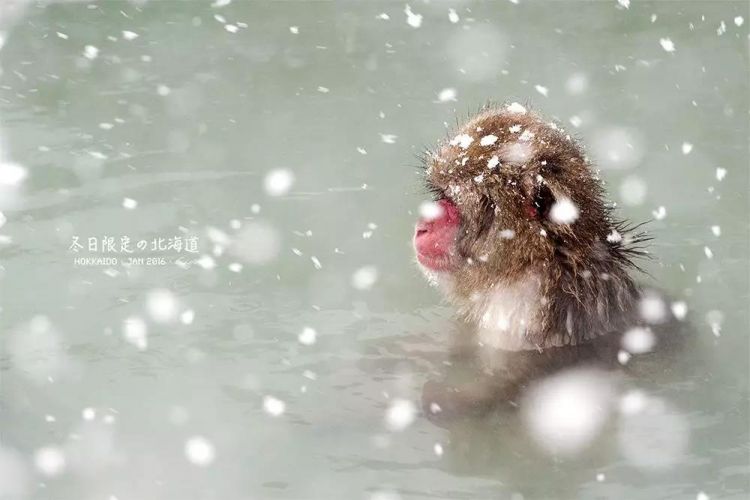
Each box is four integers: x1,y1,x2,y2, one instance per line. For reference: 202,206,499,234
414,103,685,422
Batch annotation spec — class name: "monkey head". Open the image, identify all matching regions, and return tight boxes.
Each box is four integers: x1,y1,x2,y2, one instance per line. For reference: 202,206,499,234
413,103,643,348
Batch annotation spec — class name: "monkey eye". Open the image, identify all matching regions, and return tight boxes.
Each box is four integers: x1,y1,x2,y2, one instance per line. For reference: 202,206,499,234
530,184,555,218
477,196,495,237
540,159,562,174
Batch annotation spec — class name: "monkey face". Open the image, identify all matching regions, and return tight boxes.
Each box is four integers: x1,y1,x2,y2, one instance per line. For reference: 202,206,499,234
414,198,461,271
416,103,612,290
414,104,648,348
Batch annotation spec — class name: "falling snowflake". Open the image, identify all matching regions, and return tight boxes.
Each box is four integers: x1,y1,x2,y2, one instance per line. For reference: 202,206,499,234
180,309,195,325
706,310,723,337
550,198,579,224
123,316,148,350
184,436,215,466
264,169,294,196
618,177,648,207
146,289,178,323
419,201,444,220
83,45,99,60
619,390,647,415
622,327,656,354
606,229,622,243
196,254,216,270
652,206,667,220
0,162,28,186
34,447,66,477
617,350,631,365
351,266,378,290
437,88,457,102
521,368,614,455
566,73,589,95
263,395,286,416
404,5,422,28
591,127,645,170
639,292,668,324
659,38,675,52
671,301,688,320
385,399,416,431
298,327,317,345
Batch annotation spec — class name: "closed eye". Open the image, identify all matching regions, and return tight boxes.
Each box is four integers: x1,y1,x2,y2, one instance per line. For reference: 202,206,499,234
532,184,555,218
539,158,562,175
476,195,495,238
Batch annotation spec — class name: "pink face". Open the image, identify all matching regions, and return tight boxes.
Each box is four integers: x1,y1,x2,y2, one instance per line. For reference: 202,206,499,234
413,199,461,271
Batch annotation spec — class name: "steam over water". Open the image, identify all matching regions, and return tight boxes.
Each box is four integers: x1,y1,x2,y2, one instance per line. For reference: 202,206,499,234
0,2,748,499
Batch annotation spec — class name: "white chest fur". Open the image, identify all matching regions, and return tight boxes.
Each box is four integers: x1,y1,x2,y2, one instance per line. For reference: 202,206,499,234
472,276,541,351
419,263,547,351
472,275,543,351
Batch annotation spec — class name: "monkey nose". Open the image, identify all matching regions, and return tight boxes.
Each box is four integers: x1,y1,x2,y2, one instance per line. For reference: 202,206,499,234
415,220,432,237
414,219,435,239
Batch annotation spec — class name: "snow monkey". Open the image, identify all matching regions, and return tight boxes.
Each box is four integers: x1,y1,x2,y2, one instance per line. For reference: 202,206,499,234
413,103,686,421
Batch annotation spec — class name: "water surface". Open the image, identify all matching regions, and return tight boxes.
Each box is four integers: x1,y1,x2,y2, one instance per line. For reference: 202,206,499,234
0,1,748,499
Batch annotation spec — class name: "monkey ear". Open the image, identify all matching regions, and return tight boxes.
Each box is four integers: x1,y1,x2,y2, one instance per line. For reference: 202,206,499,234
523,178,555,219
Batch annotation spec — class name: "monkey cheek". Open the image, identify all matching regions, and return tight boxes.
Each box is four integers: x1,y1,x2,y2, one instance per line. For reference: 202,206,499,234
416,251,454,272
414,237,458,272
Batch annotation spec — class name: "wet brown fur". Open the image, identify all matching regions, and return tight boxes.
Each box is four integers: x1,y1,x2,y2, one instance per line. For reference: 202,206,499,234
421,103,649,348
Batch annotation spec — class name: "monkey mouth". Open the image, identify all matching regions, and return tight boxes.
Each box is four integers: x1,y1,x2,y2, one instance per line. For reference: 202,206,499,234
414,199,461,272
415,250,456,272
